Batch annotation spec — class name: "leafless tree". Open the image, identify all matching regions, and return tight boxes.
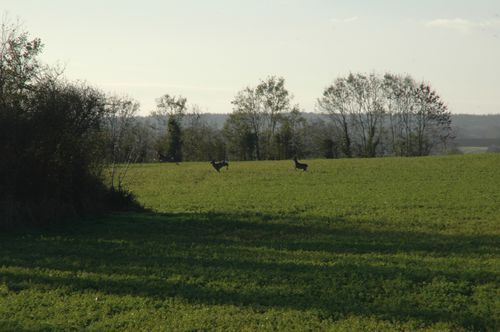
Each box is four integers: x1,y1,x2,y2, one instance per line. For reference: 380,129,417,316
317,77,354,157
346,73,385,157
230,87,266,159
383,74,452,156
320,73,452,157
104,95,141,189
256,76,291,158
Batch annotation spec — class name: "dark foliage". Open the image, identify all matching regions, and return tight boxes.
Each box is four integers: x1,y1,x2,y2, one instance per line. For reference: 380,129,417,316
0,23,139,228
166,117,182,162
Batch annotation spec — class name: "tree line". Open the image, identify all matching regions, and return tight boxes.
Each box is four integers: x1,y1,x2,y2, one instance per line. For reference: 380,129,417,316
114,75,453,164
0,21,453,226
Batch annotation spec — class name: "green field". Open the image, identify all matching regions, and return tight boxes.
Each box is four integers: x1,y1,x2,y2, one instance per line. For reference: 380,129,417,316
1,155,499,331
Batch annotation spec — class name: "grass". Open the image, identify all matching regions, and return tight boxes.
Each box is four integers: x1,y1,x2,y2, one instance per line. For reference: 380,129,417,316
1,154,499,331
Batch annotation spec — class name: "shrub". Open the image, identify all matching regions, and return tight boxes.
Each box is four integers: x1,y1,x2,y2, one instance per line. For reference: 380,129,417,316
0,21,139,228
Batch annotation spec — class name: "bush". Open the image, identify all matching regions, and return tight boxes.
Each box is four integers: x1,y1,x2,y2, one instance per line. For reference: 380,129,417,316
0,21,139,228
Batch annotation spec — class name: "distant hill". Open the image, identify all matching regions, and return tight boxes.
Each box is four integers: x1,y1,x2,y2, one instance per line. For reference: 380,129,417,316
451,114,500,146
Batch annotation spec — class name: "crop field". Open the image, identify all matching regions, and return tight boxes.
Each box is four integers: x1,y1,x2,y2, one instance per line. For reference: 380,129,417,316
1,154,499,331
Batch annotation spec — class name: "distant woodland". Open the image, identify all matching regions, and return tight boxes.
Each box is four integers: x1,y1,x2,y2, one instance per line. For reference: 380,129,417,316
124,112,499,163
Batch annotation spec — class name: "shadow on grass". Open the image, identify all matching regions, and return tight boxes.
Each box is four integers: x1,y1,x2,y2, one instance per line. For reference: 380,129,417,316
1,211,498,330
0,320,38,332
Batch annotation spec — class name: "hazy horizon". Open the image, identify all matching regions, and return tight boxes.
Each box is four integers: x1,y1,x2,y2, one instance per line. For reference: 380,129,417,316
3,0,500,115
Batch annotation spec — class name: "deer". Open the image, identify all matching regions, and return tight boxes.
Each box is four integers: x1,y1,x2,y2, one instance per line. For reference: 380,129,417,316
293,156,308,171
210,160,229,172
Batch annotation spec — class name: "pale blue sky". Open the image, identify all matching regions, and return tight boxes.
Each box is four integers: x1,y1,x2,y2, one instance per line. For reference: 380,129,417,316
3,0,500,114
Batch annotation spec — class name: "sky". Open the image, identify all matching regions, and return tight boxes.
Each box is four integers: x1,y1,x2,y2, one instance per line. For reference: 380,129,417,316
3,0,500,115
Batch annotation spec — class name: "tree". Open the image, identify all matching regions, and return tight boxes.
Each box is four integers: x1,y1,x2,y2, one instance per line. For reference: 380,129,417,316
383,74,452,156
230,76,295,160
230,87,265,159
182,107,226,161
103,95,141,190
318,74,385,158
413,83,452,155
320,138,337,159
302,117,340,159
1,19,44,188
130,118,159,162
383,73,413,156
319,73,452,157
317,78,353,157
347,73,385,157
166,115,182,162
256,76,291,158
153,94,187,120
0,18,43,108
276,106,306,159
223,110,258,160
152,94,187,162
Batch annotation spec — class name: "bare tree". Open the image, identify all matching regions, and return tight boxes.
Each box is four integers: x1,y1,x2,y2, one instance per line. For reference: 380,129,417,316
317,77,354,157
413,83,452,155
383,74,419,156
103,95,141,190
320,73,452,157
229,76,294,160
383,74,452,156
256,76,291,158
346,73,385,157
230,87,266,159
183,105,226,161
152,94,187,123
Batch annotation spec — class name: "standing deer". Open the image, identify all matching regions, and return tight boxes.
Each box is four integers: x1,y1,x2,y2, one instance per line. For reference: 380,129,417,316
293,156,308,171
210,160,229,172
